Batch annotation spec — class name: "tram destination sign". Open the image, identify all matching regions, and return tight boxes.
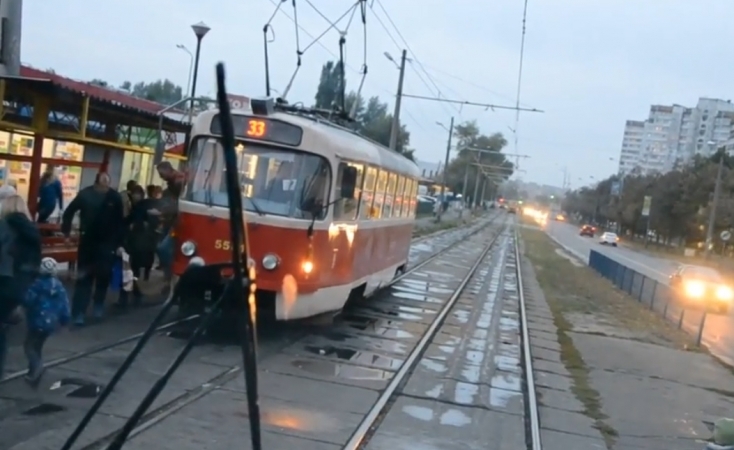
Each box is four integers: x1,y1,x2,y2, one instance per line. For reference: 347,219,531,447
210,114,303,147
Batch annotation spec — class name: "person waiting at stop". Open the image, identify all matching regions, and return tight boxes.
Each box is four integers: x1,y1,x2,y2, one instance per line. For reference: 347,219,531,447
37,165,64,223
149,162,185,295
61,172,124,325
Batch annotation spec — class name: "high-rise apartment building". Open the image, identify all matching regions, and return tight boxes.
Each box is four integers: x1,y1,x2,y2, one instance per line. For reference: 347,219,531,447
617,98,734,175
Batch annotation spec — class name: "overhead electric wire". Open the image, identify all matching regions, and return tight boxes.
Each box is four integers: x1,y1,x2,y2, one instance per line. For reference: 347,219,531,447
265,0,430,133
374,0,461,116
512,0,530,163
367,2,456,118
420,62,536,109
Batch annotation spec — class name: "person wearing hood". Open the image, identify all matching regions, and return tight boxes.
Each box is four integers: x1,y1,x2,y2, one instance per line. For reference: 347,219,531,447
61,172,124,325
0,195,42,378
37,165,64,223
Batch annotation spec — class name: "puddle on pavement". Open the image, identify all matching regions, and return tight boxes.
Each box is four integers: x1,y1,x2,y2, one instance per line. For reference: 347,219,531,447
50,377,103,399
489,386,522,408
403,404,434,421
303,345,404,370
290,359,392,380
23,403,66,415
454,382,479,404
440,409,472,427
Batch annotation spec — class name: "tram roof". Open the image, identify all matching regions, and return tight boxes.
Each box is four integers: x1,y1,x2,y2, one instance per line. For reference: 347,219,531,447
198,108,421,177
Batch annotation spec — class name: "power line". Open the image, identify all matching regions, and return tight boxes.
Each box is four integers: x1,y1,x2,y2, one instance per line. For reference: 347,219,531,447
512,0,530,158
366,3,456,118
401,94,543,113
264,0,429,133
420,63,535,109
372,0,461,116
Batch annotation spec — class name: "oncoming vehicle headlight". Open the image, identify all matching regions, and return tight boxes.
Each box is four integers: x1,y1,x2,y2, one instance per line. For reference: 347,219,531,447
716,286,734,301
684,280,706,298
262,253,280,271
180,240,197,257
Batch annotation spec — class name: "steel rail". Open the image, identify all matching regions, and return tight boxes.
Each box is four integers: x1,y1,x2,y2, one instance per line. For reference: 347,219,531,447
514,227,542,450
0,315,198,384
342,222,505,450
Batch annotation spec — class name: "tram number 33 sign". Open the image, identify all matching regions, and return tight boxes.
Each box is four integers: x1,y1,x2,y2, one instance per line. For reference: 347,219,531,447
721,230,732,242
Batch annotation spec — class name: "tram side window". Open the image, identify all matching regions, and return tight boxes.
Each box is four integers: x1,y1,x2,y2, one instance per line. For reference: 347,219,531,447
382,172,397,218
394,176,406,218
372,170,388,219
410,178,419,217
402,179,414,218
334,162,363,221
360,167,377,219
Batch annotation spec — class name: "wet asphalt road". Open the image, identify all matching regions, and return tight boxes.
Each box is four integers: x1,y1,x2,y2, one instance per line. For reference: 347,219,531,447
0,213,517,450
545,220,734,366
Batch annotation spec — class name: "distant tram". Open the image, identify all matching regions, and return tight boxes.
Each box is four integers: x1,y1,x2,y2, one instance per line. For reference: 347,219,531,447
172,99,421,321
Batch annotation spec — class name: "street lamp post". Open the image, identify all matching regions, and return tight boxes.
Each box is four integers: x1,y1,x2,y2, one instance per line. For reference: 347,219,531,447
189,21,211,122
176,44,194,98
705,141,724,257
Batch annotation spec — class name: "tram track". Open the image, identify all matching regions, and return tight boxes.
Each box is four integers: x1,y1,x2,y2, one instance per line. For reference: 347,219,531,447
0,213,498,389
1,213,505,450
68,217,511,450
339,221,542,450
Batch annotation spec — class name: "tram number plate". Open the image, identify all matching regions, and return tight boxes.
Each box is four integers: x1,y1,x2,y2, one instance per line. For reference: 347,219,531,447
214,239,245,252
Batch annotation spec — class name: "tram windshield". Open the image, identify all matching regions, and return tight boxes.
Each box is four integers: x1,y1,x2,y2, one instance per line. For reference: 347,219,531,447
185,137,331,220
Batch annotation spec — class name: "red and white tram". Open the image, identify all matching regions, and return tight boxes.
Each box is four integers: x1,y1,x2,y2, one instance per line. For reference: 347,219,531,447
172,99,421,321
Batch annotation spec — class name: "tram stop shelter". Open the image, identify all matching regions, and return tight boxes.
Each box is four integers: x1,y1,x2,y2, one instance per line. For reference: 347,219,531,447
0,66,190,262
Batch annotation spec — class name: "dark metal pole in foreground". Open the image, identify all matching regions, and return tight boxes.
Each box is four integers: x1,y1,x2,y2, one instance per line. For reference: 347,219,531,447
213,62,262,450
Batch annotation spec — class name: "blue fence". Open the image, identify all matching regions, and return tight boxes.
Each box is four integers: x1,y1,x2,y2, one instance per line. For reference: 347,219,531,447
588,250,708,344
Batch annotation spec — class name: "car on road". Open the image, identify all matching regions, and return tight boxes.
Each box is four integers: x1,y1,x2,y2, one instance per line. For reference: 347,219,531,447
507,206,517,214
554,213,566,221
669,265,733,314
599,231,619,246
579,224,596,237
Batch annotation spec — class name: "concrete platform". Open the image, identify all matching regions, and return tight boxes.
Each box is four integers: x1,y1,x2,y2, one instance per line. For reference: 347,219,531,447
520,237,734,450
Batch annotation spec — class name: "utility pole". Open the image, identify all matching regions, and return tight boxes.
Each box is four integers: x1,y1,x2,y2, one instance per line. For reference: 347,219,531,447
479,176,487,207
472,168,482,209
389,49,407,151
459,164,470,219
437,116,454,222
705,154,724,257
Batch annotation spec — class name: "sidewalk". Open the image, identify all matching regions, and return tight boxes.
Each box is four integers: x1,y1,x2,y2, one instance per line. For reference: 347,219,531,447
520,227,733,449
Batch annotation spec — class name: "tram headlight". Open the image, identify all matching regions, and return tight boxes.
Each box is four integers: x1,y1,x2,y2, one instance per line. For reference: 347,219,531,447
188,256,205,267
180,241,196,257
262,253,280,271
302,260,314,274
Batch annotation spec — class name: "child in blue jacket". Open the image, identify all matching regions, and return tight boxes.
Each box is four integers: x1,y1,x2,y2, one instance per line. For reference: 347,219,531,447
22,257,70,387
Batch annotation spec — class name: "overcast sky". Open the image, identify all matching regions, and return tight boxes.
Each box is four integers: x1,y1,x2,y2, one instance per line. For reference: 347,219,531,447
21,0,734,189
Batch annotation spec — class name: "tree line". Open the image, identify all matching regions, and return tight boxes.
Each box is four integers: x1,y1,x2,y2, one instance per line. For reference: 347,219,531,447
562,151,734,249
313,60,514,191
85,62,515,199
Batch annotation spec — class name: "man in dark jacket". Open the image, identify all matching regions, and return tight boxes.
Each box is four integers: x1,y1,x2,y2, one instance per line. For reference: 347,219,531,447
61,172,124,325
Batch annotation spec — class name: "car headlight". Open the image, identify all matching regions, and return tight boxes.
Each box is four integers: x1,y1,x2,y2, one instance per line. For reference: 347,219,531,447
262,253,280,271
716,286,733,301
180,240,196,257
684,281,706,298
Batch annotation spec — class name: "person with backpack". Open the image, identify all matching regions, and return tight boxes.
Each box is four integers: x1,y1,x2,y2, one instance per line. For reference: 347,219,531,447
0,195,42,379
21,257,70,387
61,172,124,325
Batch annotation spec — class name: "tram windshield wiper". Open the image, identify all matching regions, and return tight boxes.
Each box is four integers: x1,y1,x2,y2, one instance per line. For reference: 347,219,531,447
244,196,265,216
